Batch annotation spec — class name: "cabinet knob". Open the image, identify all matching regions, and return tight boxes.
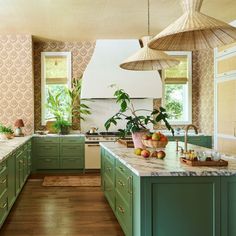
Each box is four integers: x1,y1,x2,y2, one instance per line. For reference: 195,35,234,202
118,206,125,214
118,180,125,187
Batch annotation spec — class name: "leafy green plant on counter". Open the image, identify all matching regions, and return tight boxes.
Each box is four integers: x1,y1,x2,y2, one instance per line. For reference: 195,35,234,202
0,123,14,134
53,119,71,135
104,88,174,138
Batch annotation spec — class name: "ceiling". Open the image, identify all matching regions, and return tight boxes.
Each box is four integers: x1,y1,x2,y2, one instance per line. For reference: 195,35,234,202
0,0,236,42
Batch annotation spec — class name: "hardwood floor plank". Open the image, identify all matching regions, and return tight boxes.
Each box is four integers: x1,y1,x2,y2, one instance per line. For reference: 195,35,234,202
0,177,125,236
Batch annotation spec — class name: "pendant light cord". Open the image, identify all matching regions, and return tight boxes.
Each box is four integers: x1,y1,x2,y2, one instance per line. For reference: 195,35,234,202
147,0,150,36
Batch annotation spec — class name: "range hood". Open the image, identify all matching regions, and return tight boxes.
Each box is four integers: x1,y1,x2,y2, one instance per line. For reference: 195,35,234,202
81,39,162,99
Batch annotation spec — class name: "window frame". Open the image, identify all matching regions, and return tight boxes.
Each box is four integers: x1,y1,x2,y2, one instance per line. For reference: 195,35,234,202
162,51,192,125
41,51,72,125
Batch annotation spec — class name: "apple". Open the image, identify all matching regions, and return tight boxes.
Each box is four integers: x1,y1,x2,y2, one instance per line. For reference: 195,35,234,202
160,136,168,142
151,151,158,158
157,150,166,159
141,150,150,158
134,148,143,156
152,133,161,141
142,134,149,140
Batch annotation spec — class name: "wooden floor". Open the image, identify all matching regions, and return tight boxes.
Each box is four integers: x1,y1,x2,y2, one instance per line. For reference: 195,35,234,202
0,176,125,236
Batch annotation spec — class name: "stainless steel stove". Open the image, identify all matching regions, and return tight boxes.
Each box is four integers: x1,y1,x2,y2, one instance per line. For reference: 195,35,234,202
85,132,121,143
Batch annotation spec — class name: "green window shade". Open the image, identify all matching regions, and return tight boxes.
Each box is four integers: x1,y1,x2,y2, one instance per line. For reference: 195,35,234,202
164,56,188,84
45,56,68,84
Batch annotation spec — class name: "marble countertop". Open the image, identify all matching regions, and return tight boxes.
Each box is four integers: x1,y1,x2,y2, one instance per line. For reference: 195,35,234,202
100,142,236,177
0,136,32,162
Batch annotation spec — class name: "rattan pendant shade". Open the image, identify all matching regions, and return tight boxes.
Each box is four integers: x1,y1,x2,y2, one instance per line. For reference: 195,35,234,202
148,0,236,51
120,36,180,71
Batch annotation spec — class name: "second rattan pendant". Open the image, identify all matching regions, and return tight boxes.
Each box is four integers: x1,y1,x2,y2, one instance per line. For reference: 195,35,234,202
148,0,236,51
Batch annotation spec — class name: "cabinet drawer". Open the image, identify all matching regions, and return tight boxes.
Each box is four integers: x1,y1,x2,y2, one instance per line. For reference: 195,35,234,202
0,190,8,225
0,161,6,173
116,168,132,201
36,158,59,169
34,137,59,144
104,159,115,183
60,137,84,144
61,158,84,169
104,177,115,211
105,151,115,165
60,144,84,157
115,191,132,236
0,168,7,194
36,144,59,157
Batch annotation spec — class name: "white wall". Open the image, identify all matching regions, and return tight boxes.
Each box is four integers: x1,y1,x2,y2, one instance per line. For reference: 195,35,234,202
81,99,153,132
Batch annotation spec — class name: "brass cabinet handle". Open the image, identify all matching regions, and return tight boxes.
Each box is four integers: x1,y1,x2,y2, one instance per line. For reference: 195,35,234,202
119,166,124,172
118,180,125,187
1,202,7,209
106,167,112,172
0,178,7,184
118,206,125,214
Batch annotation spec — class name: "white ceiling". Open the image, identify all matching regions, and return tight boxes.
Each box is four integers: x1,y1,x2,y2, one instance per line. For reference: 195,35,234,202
0,0,236,41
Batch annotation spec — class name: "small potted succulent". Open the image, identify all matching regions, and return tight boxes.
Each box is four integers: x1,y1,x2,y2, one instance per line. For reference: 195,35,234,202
104,88,174,148
0,123,14,140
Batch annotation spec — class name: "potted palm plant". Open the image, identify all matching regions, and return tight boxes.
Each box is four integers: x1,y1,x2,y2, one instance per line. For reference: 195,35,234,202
0,123,14,139
46,78,91,135
104,88,174,148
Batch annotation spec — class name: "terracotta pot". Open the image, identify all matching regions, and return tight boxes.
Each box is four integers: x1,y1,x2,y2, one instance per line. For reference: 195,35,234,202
132,130,149,149
0,133,14,140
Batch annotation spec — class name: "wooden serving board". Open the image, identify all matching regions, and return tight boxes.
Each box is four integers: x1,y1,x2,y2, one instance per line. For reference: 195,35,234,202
180,157,228,167
118,138,134,148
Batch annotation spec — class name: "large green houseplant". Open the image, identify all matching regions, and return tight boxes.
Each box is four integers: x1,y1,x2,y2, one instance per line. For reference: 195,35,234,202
104,88,174,148
46,78,91,134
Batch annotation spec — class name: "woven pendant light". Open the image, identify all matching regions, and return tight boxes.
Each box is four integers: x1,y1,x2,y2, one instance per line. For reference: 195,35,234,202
120,36,179,71
120,0,179,71
148,0,236,51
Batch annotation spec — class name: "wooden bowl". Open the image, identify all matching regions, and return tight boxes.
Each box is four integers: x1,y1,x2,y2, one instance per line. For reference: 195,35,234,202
142,139,168,148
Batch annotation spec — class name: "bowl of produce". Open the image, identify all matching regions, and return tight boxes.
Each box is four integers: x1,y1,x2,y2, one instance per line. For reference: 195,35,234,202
142,132,168,149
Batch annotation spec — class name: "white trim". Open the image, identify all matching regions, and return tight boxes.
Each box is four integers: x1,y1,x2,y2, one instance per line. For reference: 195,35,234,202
213,48,218,149
217,134,236,140
162,51,192,125
41,52,72,125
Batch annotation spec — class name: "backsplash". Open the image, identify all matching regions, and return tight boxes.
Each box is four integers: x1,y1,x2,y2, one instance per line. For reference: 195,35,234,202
154,49,214,135
33,40,95,131
0,35,34,134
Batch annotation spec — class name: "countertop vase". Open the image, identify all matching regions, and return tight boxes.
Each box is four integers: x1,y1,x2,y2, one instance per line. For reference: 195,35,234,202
132,129,149,149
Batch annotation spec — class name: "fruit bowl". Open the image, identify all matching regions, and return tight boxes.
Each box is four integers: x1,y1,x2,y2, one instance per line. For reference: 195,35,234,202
142,139,168,148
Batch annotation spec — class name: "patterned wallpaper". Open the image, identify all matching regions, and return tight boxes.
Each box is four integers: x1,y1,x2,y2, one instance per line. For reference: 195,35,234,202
33,40,95,130
0,35,34,134
192,50,214,135
154,50,214,135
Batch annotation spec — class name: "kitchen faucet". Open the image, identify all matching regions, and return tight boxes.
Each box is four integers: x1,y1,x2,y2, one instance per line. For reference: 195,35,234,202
184,124,198,152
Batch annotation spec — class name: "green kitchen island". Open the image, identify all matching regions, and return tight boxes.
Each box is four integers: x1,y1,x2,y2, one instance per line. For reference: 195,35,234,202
100,142,236,236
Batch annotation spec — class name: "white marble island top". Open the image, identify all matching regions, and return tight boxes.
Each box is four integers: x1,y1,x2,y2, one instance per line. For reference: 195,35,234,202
0,136,31,162
100,142,236,177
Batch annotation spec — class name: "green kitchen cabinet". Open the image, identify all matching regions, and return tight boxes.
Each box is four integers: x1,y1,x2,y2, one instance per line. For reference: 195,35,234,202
221,176,236,236
32,136,85,172
7,154,16,209
101,146,224,236
167,135,212,148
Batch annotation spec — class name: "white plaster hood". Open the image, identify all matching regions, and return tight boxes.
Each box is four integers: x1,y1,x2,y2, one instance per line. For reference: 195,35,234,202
81,39,162,99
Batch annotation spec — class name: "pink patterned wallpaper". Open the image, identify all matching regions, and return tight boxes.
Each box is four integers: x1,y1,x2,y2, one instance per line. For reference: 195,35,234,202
0,35,34,134
33,40,95,130
192,50,214,135
154,50,214,135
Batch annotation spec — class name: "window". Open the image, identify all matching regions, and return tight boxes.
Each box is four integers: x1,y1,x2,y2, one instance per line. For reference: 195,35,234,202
163,52,192,125
41,52,71,125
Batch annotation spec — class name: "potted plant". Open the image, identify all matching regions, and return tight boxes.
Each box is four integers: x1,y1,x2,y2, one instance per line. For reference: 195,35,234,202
104,88,174,148
0,123,14,139
46,78,91,134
